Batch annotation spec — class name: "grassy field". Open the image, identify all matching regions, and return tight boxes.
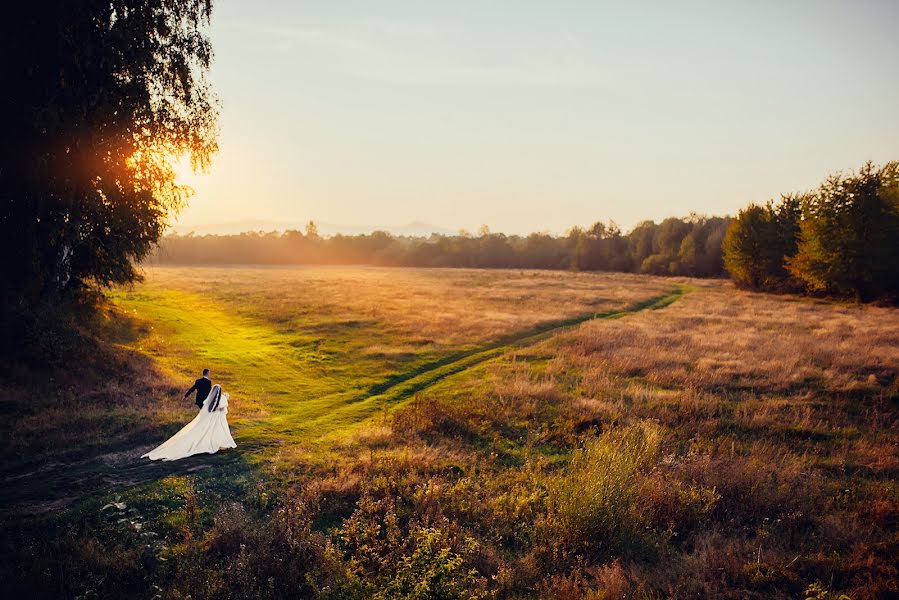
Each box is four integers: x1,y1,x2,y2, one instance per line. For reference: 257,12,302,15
1,266,897,599
108,267,678,456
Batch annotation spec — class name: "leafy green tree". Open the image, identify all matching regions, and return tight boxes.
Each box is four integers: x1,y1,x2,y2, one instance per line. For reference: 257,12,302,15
775,193,803,257
478,232,515,267
676,233,698,275
654,217,693,257
693,216,730,277
580,220,628,271
602,221,631,272
723,204,783,290
565,226,587,271
628,221,657,270
1,1,218,306
787,161,899,301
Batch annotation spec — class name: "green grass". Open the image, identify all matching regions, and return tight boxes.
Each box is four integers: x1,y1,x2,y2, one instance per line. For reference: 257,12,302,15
108,283,688,464
110,287,427,447
0,268,681,513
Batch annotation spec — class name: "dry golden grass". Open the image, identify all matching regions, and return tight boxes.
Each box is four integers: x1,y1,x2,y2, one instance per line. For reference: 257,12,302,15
352,281,898,598
563,284,899,394
136,265,672,347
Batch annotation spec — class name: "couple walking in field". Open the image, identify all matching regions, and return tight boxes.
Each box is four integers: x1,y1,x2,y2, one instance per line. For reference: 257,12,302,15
142,368,237,461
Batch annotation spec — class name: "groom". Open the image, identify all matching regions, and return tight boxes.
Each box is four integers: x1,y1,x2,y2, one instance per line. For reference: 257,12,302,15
184,368,213,409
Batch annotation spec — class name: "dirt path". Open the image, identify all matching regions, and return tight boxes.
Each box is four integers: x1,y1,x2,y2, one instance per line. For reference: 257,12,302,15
1,287,687,514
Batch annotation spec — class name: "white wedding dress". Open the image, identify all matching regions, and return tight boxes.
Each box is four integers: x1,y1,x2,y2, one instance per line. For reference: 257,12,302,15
142,384,237,461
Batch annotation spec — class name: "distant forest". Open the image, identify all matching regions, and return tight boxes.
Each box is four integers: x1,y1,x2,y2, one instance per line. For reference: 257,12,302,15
149,161,898,302
147,215,732,278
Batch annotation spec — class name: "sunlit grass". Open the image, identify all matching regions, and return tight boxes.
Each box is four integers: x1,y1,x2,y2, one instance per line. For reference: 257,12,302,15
107,266,678,465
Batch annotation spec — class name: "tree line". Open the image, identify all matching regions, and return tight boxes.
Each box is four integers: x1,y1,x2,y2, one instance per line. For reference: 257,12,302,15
149,160,898,303
147,215,732,278
724,161,898,302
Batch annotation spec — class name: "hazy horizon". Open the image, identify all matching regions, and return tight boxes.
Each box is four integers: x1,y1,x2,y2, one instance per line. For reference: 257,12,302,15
168,218,455,237
175,0,899,234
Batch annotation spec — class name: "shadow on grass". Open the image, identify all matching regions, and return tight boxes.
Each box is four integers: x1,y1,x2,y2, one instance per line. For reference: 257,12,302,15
359,286,688,405
0,441,256,518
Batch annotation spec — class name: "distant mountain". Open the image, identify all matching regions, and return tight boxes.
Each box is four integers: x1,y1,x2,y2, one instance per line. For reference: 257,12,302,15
169,219,455,237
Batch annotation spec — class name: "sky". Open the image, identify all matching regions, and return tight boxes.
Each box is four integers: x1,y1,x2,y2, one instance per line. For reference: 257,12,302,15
174,0,899,235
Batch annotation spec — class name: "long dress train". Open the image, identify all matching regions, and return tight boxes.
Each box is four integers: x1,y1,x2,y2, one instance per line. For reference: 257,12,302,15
142,386,236,461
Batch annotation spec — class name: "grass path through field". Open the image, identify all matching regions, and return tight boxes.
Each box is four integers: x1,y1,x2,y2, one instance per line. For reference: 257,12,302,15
111,285,687,448
305,287,688,444
2,285,688,511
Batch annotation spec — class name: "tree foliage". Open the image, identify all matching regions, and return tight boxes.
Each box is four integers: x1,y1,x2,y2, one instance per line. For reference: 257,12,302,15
786,162,899,301
1,0,218,305
723,198,802,291
725,161,898,301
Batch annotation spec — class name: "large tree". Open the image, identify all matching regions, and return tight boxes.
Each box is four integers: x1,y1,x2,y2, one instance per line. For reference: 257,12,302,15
1,1,218,306
723,204,778,290
722,196,802,292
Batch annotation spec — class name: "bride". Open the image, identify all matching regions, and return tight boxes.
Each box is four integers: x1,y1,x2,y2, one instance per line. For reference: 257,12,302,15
142,384,236,461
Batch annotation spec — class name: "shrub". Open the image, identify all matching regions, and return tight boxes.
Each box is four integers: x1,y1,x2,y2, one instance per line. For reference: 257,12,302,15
546,421,662,556
200,497,357,599
375,527,491,600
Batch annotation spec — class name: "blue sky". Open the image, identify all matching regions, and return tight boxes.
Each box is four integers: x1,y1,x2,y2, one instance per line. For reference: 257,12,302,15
175,0,899,234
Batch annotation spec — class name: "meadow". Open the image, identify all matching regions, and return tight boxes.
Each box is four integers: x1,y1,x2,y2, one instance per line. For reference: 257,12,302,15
1,266,896,599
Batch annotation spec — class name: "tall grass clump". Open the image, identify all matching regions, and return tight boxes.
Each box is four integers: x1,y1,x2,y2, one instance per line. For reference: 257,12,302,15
547,421,662,556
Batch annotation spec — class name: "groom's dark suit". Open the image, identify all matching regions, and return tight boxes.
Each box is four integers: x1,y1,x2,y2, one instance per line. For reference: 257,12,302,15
185,377,212,409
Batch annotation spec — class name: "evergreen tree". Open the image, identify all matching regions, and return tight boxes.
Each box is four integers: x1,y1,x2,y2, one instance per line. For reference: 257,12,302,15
787,162,899,301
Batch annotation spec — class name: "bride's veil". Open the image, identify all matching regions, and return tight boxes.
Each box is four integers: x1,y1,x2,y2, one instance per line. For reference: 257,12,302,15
208,384,222,412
